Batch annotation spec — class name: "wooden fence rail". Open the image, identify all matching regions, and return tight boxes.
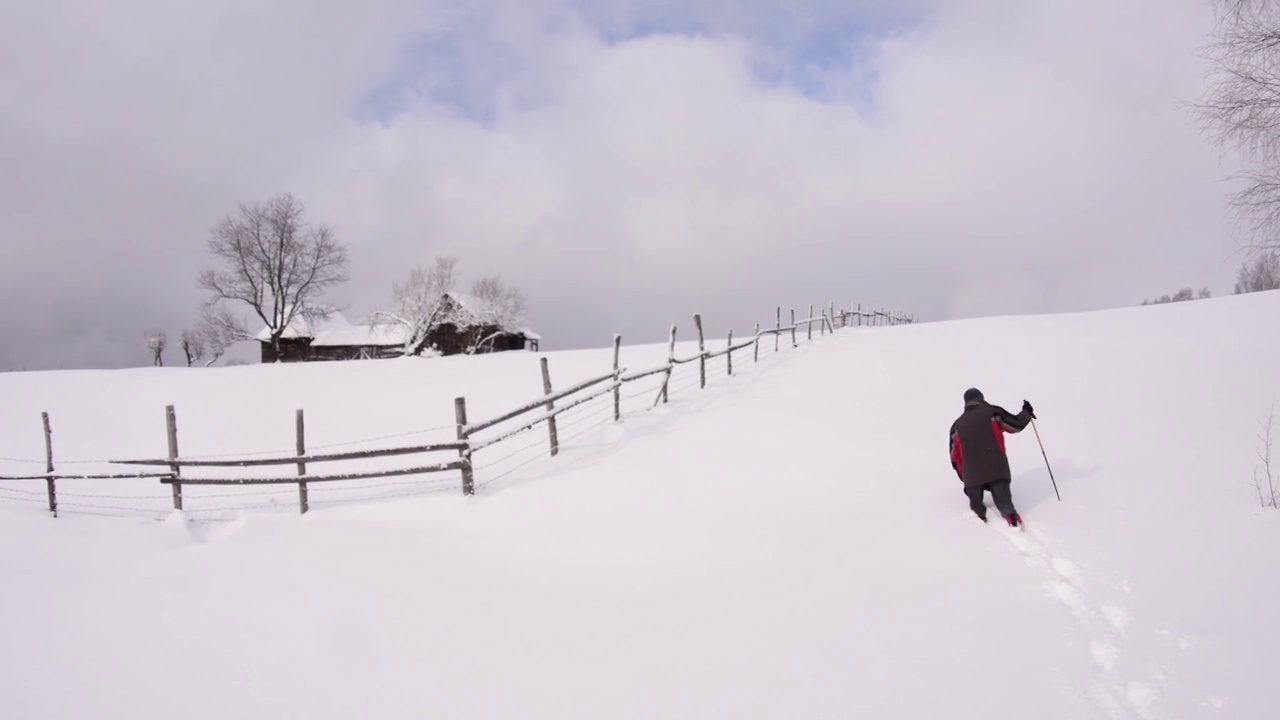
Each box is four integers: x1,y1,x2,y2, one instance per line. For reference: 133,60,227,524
0,301,914,519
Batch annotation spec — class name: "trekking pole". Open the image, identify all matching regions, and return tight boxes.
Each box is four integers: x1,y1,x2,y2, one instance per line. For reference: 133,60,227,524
1030,419,1061,501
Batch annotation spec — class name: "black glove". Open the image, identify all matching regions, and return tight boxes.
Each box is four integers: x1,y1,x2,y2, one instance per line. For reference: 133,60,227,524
1022,400,1036,419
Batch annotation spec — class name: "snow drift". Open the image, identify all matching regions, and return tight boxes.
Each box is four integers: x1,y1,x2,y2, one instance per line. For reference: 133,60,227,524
1,292,1278,719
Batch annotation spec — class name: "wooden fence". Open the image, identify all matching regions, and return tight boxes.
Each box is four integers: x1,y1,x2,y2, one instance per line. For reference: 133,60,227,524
0,304,913,518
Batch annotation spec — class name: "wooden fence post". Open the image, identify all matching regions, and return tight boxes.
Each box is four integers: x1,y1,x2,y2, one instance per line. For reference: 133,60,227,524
775,307,780,352
830,301,835,327
808,304,814,341
541,357,560,456
694,314,706,389
726,330,734,376
857,303,862,327
455,398,474,495
661,324,676,404
41,412,56,518
166,404,182,511
790,309,797,346
612,334,622,421
819,306,826,336
296,409,308,514
753,323,760,363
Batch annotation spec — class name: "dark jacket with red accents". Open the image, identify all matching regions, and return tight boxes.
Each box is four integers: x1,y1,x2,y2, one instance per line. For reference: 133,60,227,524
949,400,1033,487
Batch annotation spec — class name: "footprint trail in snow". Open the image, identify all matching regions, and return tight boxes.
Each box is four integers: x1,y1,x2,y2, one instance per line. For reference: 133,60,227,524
993,521,1168,719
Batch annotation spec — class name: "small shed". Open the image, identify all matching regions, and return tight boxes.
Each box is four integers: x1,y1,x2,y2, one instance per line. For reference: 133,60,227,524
256,311,408,363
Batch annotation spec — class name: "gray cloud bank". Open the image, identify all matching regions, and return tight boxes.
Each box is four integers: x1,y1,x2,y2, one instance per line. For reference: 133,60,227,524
0,0,1244,370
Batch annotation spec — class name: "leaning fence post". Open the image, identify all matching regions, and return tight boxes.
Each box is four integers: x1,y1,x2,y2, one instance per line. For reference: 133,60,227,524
540,357,559,456
41,412,56,518
726,330,734,376
694,314,706,389
296,409,308,514
612,334,622,421
166,404,183,511
808,304,814,341
455,397,474,495
753,323,760,363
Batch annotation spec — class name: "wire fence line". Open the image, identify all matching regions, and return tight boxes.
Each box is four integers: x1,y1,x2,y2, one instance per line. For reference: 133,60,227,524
0,304,913,521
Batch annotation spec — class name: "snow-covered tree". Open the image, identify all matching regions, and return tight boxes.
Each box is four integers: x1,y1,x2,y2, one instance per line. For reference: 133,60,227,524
198,193,348,356
369,256,458,356
369,257,530,356
180,329,206,367
468,276,528,353
146,329,167,366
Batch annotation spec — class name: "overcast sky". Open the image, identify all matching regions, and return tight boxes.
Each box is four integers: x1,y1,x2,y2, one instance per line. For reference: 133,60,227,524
0,0,1247,370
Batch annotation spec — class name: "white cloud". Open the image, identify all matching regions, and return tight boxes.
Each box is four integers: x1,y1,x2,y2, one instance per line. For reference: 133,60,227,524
0,0,1245,368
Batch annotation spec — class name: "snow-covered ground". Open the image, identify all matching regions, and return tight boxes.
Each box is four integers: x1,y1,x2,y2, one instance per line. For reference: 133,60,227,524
2,293,1278,719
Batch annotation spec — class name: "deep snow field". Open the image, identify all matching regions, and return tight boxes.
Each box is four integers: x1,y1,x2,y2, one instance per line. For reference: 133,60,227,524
2,293,1279,719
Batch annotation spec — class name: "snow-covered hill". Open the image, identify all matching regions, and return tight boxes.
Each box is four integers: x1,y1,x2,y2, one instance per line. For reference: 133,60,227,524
2,293,1278,719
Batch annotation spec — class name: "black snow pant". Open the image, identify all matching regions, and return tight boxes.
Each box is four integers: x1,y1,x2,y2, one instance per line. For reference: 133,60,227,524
964,479,1017,519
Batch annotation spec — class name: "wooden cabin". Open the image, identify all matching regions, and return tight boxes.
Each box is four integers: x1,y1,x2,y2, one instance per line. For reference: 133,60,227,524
256,311,408,363
256,298,539,362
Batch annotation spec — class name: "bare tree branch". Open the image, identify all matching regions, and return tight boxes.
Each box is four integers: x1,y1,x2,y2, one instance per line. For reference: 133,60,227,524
1253,399,1277,508
197,306,251,367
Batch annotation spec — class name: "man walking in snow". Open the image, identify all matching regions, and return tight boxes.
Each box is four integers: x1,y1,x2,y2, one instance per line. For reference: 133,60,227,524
949,388,1035,527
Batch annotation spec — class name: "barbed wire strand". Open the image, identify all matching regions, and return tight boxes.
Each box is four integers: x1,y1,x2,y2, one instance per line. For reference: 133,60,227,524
475,409,619,490
0,485,47,496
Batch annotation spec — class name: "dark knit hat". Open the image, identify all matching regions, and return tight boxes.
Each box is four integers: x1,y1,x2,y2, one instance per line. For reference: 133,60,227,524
963,387,984,404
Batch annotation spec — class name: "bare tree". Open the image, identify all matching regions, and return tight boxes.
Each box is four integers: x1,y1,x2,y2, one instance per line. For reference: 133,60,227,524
469,275,528,353
198,193,349,358
1191,1,1280,250
180,329,206,367
146,329,167,366
1234,250,1280,293
367,256,459,356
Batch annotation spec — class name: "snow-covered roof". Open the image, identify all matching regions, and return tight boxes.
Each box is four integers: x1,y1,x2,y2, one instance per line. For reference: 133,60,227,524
311,322,408,347
253,310,342,342
255,310,407,347
441,292,538,338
